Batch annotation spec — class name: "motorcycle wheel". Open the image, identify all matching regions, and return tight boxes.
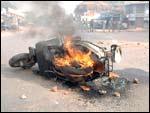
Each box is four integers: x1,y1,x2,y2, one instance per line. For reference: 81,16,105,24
9,53,35,69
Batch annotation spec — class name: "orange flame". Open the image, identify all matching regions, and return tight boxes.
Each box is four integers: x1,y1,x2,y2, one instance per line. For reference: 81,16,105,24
54,36,94,68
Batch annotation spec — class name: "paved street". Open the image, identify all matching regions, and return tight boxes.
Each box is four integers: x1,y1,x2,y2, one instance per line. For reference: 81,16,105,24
1,29,149,112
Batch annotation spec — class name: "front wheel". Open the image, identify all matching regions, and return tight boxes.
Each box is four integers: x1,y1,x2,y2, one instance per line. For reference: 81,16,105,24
9,53,36,69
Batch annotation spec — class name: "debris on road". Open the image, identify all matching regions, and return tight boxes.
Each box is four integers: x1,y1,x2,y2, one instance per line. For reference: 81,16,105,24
98,90,107,95
50,86,58,92
133,78,139,84
54,101,59,105
137,42,140,45
61,89,69,95
77,98,81,101
80,85,91,91
50,86,70,95
113,92,121,97
109,72,119,79
97,41,104,44
63,91,69,95
68,88,72,91
20,94,27,99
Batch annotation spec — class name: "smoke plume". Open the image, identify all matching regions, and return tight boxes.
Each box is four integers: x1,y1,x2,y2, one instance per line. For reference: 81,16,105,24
26,1,76,38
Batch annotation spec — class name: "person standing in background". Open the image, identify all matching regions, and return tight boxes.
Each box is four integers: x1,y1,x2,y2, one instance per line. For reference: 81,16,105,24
90,19,94,32
103,20,106,32
108,18,113,32
117,20,122,32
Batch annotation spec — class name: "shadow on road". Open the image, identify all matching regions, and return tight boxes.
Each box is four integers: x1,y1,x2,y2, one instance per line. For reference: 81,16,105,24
1,64,149,98
115,68,149,84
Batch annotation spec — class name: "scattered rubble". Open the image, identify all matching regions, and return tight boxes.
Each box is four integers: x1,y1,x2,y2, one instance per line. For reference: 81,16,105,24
109,72,119,79
113,92,121,97
20,94,27,99
133,78,139,84
54,101,59,105
68,88,72,91
137,42,140,45
51,86,58,92
97,41,104,44
50,86,70,95
80,85,91,91
77,98,81,101
63,90,69,95
98,90,107,95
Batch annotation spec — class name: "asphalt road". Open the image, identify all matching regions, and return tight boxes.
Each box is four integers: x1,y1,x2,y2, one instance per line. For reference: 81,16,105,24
1,30,149,112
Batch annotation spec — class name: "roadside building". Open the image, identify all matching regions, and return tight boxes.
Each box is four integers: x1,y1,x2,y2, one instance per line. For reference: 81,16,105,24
124,1,149,28
1,7,25,30
74,1,111,22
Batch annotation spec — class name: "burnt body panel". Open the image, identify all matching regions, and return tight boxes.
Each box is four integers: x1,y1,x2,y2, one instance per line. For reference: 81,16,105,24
35,38,61,75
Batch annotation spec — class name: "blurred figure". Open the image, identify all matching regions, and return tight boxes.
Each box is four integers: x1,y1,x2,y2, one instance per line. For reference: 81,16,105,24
102,20,106,32
82,19,87,32
87,21,90,32
16,18,20,31
112,19,116,32
90,19,94,32
106,18,109,32
85,19,89,32
108,18,113,32
1,22,6,31
81,19,85,32
117,20,122,32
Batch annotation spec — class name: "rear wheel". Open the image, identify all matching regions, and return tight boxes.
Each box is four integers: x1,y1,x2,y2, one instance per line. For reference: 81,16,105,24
9,53,36,69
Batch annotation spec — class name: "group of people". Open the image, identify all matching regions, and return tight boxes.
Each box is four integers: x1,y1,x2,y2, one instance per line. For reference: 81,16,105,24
103,18,122,32
79,19,94,32
80,18,123,32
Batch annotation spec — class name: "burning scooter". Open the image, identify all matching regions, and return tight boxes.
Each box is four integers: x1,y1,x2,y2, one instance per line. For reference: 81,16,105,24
9,36,129,95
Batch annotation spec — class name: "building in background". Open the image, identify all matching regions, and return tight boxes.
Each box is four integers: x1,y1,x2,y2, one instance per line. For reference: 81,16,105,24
74,1,149,29
74,1,112,22
74,1,126,21
124,1,149,28
1,2,25,31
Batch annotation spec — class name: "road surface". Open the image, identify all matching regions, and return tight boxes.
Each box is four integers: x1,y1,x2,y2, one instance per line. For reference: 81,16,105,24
1,29,149,112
